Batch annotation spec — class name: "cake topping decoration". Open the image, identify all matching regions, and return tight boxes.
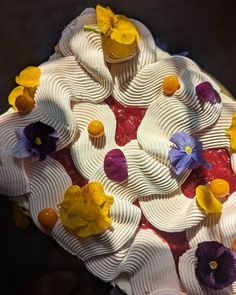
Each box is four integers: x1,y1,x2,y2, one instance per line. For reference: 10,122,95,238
232,239,236,252
196,81,220,103
12,204,30,229
15,66,41,88
12,121,59,161
226,113,236,152
104,149,128,182
195,241,236,289
38,208,58,229
196,185,222,213
168,131,211,175
59,183,114,237
208,178,230,198
87,120,104,138
95,4,140,59
8,86,35,113
162,75,180,95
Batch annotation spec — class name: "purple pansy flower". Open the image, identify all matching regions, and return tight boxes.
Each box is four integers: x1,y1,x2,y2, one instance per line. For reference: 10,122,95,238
195,241,236,290
104,149,128,182
168,131,211,175
196,81,221,103
12,121,59,161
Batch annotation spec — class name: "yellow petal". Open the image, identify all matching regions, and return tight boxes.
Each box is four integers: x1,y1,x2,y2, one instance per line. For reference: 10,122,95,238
111,15,139,45
8,86,24,108
196,185,222,213
100,195,114,216
12,204,30,229
96,4,115,37
64,185,82,201
103,37,137,59
59,207,87,228
15,66,41,88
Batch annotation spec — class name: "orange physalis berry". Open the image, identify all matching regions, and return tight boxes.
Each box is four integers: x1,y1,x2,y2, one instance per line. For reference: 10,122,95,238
15,94,35,113
208,178,230,198
88,120,104,138
162,75,180,95
232,239,236,252
38,208,58,228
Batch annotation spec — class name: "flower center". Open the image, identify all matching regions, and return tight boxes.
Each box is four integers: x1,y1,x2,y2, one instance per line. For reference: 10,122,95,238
209,260,218,270
185,146,192,154
34,136,42,145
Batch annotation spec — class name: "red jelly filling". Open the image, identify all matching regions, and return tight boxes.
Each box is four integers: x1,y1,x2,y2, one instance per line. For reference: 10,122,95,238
54,97,236,266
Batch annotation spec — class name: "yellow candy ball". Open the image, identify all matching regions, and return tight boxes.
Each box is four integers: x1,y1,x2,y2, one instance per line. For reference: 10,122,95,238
38,208,58,228
232,238,236,252
15,94,35,113
209,178,230,198
88,120,104,138
162,75,180,95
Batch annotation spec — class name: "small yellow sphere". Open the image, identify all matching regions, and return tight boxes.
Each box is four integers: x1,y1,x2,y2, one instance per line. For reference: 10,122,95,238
88,120,104,138
162,75,180,95
209,178,230,198
38,208,58,228
15,94,35,113
232,238,236,252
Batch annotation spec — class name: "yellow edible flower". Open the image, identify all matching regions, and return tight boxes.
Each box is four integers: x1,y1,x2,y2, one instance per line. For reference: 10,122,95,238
12,204,30,229
196,185,222,214
15,66,41,88
96,5,140,59
226,113,236,152
59,183,114,237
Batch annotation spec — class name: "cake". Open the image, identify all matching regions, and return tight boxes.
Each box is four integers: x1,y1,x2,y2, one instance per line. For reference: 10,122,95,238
1,5,236,295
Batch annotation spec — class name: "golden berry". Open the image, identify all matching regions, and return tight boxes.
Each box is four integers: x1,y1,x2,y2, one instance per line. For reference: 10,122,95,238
88,120,104,138
209,178,230,198
232,239,236,252
38,208,58,228
162,75,180,95
15,94,35,113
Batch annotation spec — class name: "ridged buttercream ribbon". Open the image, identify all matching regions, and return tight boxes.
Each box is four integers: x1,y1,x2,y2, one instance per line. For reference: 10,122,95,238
71,102,117,179
24,156,72,234
112,56,200,106
52,197,141,261
219,192,236,248
186,213,222,248
139,190,205,232
0,147,29,197
86,229,184,295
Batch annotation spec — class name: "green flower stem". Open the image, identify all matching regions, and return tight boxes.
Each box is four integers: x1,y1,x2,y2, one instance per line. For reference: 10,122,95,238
83,25,101,35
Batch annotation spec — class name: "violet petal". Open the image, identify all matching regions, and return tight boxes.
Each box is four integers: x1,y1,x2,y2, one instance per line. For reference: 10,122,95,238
104,149,128,182
196,82,221,103
173,153,192,175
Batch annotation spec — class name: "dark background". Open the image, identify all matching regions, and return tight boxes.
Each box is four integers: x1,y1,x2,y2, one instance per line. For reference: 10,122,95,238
0,0,236,294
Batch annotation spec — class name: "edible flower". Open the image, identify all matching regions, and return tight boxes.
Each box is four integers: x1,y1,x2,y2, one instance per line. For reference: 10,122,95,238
12,204,30,229
195,241,236,289
104,149,128,182
168,131,211,175
196,81,220,103
95,5,140,59
8,66,40,113
196,185,222,213
226,113,236,152
12,121,59,161
15,66,41,88
59,183,114,237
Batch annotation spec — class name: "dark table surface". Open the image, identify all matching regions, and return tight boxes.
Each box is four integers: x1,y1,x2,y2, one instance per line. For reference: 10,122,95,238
0,0,236,294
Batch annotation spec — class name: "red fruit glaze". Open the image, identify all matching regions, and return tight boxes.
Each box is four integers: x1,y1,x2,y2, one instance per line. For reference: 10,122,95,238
182,148,236,198
54,148,88,187
105,96,147,146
